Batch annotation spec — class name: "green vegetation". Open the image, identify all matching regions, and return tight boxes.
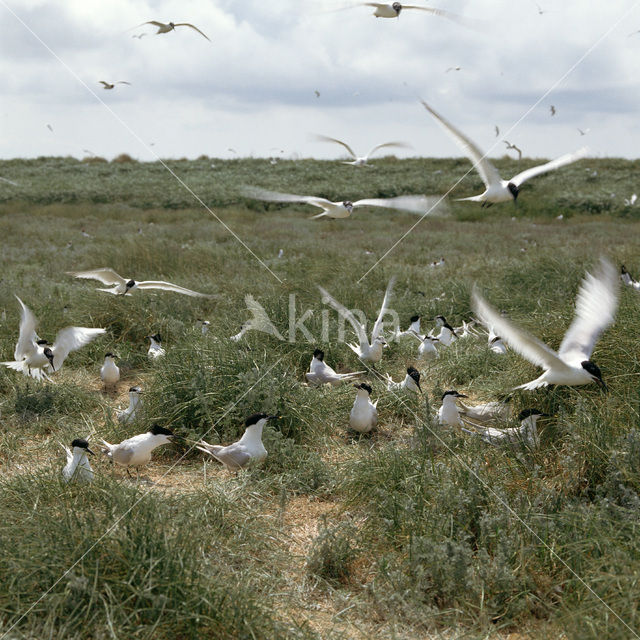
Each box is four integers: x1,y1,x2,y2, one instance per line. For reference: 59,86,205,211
0,156,639,638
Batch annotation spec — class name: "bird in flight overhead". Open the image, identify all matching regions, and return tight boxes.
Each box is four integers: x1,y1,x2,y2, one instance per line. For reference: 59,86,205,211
361,2,468,25
314,134,410,166
503,140,522,161
550,105,556,116
136,21,210,41
99,81,131,90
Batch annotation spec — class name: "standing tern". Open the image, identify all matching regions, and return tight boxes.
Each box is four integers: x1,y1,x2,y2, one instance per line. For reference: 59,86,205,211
621,265,640,290
137,21,210,41
197,413,277,471
421,101,588,205
314,134,410,166
432,315,457,346
349,384,378,433
2,296,105,381
100,352,120,388
415,334,439,360
242,186,439,219
437,390,467,427
472,258,618,390
61,438,95,483
305,349,365,386
384,366,422,393
393,314,421,341
147,334,165,359
67,268,212,297
319,277,395,364
116,386,142,424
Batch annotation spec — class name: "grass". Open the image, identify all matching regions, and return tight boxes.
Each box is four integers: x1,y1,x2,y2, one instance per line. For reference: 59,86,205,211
0,156,640,638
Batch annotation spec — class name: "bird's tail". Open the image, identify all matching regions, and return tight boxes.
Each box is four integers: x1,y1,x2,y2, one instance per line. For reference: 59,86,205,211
1,360,50,381
514,378,548,391
455,195,484,203
347,343,361,356
100,440,114,456
338,370,366,381
310,211,327,219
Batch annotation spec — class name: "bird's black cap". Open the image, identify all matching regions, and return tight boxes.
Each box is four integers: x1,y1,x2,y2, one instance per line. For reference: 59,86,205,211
357,383,373,395
313,348,325,361
129,386,141,393
410,314,420,323
149,333,162,342
581,360,607,390
407,366,421,390
104,352,117,358
507,182,520,201
149,424,173,436
245,412,271,426
518,409,548,421
442,390,467,400
71,438,94,454
126,279,136,289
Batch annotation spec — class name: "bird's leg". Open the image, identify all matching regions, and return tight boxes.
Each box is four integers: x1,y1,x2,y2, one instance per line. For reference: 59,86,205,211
126,467,133,479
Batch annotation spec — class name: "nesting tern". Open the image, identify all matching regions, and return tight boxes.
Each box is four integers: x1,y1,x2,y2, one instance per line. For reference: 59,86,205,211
137,20,210,41
116,386,142,424
67,268,212,297
349,383,378,433
99,81,131,90
100,352,120,388
314,134,410,166
384,366,422,393
421,101,588,206
2,296,105,381
473,258,618,390
197,413,277,471
61,438,95,483
319,277,395,364
437,390,467,427
305,349,365,386
463,409,546,447
621,265,640,290
147,334,165,359
459,397,512,423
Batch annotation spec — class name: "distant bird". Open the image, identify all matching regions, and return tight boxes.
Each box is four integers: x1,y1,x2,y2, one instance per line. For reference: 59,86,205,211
46,123,54,132
624,194,637,207
277,249,284,258
628,29,640,37
421,101,588,206
116,386,142,424
315,134,410,166
432,315,457,346
1,296,105,381
100,352,120,388
243,186,438,219
621,265,640,290
131,33,147,39
197,319,210,335
361,2,467,24
314,90,321,98
437,390,467,427
81,228,92,237
533,2,547,15
494,125,500,137
503,140,522,161
454,319,481,339
147,334,165,359
463,409,546,447
460,397,512,423
577,128,590,136
197,413,276,470
385,366,422,393
102,424,175,477
473,258,618,390
550,105,556,116
230,294,284,341
429,257,445,268
137,20,210,41
99,81,131,90
61,438,95,483
445,66,461,73
319,277,395,364
67,268,212,297
305,349,364,386
349,383,378,433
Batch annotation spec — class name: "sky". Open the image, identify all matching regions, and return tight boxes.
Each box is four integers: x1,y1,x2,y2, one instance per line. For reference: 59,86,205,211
2,0,640,161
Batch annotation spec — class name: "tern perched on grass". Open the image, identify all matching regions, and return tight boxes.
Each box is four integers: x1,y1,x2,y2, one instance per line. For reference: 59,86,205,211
460,397,512,423
147,334,165,359
137,20,210,41
421,101,588,206
197,413,276,471
621,265,640,290
242,186,439,219
117,386,143,424
384,366,422,393
437,390,467,427
319,277,395,364
415,334,439,360
100,352,120,388
61,438,95,483
393,314,421,341
463,409,546,447
314,134,410,166
2,296,105,381
305,349,365,386
473,258,618,390
349,383,378,433
67,268,212,297
432,315,457,346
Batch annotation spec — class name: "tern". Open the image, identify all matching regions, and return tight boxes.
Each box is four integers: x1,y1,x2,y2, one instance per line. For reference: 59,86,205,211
100,352,120,388
319,277,395,364
577,128,590,137
61,438,95,483
415,334,439,360
147,334,165,359
116,386,142,424
463,409,546,447
101,424,175,476
197,413,276,471
621,265,640,290
454,319,481,339
624,194,637,207
550,105,556,116
437,390,467,427
361,3,467,24
137,21,210,41
305,349,365,386
473,258,618,390
503,140,522,161
314,134,410,166
242,186,439,219
349,384,378,433
2,296,105,381
197,319,210,335
67,268,212,297
421,101,588,206
459,396,512,423
99,81,131,90
489,335,507,355
393,314,421,341
432,315,457,346
384,366,422,393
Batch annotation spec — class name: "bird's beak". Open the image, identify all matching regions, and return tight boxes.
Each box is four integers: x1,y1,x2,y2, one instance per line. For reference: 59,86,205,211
267,415,280,421
456,393,468,398
595,377,608,392
86,448,95,456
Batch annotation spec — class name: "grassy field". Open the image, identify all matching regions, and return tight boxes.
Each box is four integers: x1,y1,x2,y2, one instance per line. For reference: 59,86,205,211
1,156,640,639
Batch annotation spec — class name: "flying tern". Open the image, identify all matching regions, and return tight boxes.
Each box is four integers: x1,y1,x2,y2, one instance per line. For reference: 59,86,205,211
503,140,522,161
305,349,364,386
473,258,618,390
314,134,410,166
61,438,95,483
349,383,378,433
2,296,105,381
137,21,210,41
384,366,422,393
99,81,131,90
100,352,120,388
67,268,212,297
437,390,467,427
319,277,395,364
116,386,142,424
421,101,588,205
361,2,468,24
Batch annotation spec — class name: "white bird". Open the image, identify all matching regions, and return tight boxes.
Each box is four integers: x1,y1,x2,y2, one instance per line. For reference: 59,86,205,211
472,258,618,390
116,386,143,424
137,20,210,41
577,128,590,137
147,334,165,359
197,413,276,471
349,383,378,433
1,296,105,381
432,315,457,346
621,265,640,290
100,352,120,388
242,186,439,219
99,81,131,90
503,140,522,161
61,438,95,483
230,294,284,341
319,277,395,364
454,319,481,339
489,335,507,355
463,409,546,448
429,257,446,268
624,194,637,207
393,314,422,341
101,424,175,475
385,366,422,393
305,349,364,386
67,268,212,297
362,2,468,24
314,134,410,166
459,397,512,423
421,101,588,206
197,319,210,335
437,390,468,427
415,334,440,360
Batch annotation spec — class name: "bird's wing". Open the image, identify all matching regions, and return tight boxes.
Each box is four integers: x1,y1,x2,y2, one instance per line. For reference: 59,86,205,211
319,286,369,347
209,442,251,468
14,296,38,360
511,147,588,187
175,23,211,41
52,327,106,370
364,141,410,160
421,101,501,189
402,5,475,26
66,268,126,286
99,81,110,87
558,258,618,362
116,81,132,85
135,280,212,297
241,186,333,210
472,288,572,374
314,134,357,159
352,195,444,215
372,277,396,340
139,21,165,27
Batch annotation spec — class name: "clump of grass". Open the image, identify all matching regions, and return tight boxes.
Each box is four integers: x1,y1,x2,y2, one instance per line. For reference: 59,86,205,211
306,519,358,585
112,153,136,163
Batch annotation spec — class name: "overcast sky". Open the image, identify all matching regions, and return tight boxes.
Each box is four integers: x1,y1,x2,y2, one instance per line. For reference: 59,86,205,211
2,0,640,161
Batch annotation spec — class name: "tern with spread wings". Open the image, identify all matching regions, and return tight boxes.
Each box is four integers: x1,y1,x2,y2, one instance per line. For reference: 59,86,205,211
137,20,210,41
362,2,468,23
314,134,410,166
